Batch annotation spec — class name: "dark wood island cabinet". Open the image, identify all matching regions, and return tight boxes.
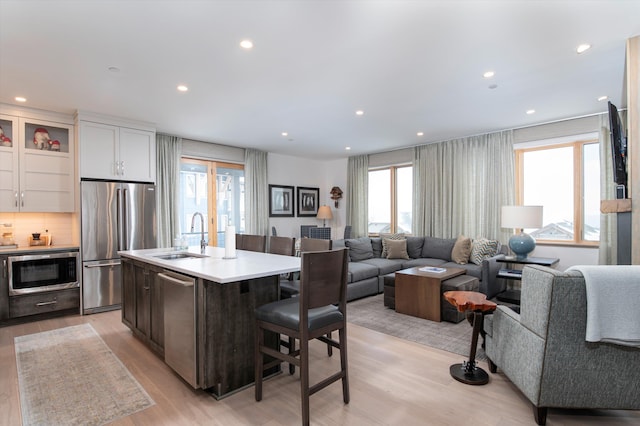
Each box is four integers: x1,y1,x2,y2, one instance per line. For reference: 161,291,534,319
119,247,300,399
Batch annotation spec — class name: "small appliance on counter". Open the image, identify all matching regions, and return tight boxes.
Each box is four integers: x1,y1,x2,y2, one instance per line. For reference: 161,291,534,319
1,223,17,248
28,232,52,246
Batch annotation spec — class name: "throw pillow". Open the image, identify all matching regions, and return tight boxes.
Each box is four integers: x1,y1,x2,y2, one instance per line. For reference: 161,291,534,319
421,236,457,261
380,233,405,258
345,238,374,262
405,236,424,258
385,238,410,260
451,235,472,264
469,238,499,265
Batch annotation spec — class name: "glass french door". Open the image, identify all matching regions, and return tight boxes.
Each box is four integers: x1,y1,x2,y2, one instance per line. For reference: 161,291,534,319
179,158,244,247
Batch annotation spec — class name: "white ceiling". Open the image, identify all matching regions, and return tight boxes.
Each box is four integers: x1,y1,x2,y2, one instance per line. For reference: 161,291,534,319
1,0,639,160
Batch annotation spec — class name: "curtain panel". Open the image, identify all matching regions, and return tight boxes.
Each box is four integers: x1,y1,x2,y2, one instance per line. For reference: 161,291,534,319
156,133,182,248
244,149,269,235
347,155,369,238
413,131,515,243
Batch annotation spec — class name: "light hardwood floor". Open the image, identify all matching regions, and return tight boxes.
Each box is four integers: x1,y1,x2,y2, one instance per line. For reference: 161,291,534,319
1,309,638,426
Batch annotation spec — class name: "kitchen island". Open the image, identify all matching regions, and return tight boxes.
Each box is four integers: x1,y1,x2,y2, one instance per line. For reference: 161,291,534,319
118,246,300,398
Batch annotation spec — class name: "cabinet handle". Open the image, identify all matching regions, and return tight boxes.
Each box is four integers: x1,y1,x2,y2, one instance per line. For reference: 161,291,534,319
36,300,58,307
143,286,150,291
2,259,6,278
14,191,18,207
21,192,24,207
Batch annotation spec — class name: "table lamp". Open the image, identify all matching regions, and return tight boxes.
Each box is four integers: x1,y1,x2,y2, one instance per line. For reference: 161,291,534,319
501,205,543,259
316,205,333,227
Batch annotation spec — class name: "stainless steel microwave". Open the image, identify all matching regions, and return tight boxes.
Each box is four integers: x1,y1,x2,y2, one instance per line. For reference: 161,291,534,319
8,251,79,296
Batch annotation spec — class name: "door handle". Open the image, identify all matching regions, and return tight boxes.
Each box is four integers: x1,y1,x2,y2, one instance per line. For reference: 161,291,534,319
158,272,195,287
84,262,120,268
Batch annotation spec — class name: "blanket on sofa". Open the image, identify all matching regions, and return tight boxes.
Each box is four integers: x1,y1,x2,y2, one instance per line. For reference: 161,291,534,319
567,265,640,347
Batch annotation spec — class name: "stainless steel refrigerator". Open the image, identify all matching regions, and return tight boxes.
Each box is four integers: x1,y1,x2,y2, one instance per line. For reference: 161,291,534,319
81,180,157,314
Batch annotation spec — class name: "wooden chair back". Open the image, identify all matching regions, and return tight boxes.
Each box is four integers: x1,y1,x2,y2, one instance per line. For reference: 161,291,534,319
299,248,348,311
268,236,295,256
241,234,266,252
299,238,332,252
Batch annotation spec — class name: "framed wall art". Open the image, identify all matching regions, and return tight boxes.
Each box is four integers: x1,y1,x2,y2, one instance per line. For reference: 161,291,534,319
296,186,319,217
269,184,295,217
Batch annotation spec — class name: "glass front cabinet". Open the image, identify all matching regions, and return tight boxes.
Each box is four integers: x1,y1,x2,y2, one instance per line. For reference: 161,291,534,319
0,112,75,212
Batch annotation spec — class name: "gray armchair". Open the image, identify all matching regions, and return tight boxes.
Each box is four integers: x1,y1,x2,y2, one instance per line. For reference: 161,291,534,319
484,265,640,425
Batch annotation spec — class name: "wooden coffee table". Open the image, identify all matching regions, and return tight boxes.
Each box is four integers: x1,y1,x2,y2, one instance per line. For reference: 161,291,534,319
395,267,465,321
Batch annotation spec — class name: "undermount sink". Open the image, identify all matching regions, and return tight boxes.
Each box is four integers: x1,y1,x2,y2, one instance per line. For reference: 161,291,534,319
152,252,208,260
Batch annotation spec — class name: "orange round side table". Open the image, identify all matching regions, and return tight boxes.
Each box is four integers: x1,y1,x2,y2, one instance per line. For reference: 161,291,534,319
443,290,497,385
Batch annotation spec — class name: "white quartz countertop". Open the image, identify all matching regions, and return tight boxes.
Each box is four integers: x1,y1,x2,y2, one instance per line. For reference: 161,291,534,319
118,246,301,283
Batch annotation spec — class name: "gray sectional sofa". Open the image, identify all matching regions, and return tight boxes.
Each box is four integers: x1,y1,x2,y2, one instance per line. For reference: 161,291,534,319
332,236,507,302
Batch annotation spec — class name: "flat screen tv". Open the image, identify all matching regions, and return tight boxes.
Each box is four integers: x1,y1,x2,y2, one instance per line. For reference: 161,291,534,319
608,101,627,198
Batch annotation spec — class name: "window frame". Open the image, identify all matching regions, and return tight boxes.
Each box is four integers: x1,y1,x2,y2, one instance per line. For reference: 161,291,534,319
515,138,599,247
180,157,244,246
367,163,412,236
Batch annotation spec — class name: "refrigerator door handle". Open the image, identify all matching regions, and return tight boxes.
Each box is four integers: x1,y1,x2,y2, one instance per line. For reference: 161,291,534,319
123,187,129,249
116,188,123,251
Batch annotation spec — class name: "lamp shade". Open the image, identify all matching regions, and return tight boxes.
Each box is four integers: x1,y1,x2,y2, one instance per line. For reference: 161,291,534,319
501,205,543,229
316,205,333,220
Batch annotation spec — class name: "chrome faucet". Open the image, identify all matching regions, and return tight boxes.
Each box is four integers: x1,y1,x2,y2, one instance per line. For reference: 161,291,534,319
190,212,207,254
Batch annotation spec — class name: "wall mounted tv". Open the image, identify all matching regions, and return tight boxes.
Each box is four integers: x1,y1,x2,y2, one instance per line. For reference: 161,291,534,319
608,101,628,199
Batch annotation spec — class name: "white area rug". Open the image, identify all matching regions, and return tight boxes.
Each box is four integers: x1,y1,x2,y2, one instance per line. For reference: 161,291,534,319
15,323,155,426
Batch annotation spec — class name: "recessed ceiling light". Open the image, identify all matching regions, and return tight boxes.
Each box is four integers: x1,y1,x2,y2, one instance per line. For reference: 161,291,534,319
15,96,27,102
526,109,536,115
597,95,608,102
345,146,351,150
240,39,253,49
417,132,424,136
355,110,364,116
483,71,495,78
177,85,189,92
488,84,498,90
108,66,120,73
576,44,591,54
281,132,288,137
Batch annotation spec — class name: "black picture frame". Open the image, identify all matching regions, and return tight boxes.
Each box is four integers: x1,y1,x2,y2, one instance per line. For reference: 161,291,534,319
296,186,319,217
269,184,295,217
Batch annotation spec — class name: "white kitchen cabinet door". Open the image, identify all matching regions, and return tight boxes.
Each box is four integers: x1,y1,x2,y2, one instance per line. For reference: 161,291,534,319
79,121,120,180
0,114,19,212
119,127,156,183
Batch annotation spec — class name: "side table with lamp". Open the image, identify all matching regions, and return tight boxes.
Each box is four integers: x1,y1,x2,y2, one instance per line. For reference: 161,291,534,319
498,205,558,304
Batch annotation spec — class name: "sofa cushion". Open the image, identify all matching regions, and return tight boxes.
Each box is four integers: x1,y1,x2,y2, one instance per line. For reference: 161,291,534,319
345,238,374,261
451,235,472,264
381,233,405,258
385,238,409,259
332,239,346,249
401,258,447,269
421,236,456,261
347,261,379,283
361,258,405,275
469,238,499,265
371,238,383,258
405,236,424,259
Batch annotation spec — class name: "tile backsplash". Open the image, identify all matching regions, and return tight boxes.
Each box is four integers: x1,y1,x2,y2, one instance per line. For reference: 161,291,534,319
0,212,78,247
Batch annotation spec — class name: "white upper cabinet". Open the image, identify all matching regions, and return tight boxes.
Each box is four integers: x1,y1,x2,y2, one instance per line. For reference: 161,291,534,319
78,113,156,183
0,110,75,213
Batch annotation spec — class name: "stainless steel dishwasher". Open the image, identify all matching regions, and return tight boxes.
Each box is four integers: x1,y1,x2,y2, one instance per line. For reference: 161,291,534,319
160,270,197,388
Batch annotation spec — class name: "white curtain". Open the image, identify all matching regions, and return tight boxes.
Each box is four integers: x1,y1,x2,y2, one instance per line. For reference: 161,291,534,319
347,155,368,238
156,133,182,248
413,131,515,243
598,111,624,264
244,148,269,235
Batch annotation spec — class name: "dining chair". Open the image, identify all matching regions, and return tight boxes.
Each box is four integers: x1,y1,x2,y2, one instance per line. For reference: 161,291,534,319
254,248,350,426
240,234,266,252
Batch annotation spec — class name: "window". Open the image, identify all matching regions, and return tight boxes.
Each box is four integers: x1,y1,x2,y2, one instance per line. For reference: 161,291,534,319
368,165,412,234
516,139,599,244
178,158,244,247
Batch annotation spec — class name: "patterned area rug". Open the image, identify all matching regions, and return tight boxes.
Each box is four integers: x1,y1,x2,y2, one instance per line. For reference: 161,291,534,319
14,323,155,426
348,294,486,360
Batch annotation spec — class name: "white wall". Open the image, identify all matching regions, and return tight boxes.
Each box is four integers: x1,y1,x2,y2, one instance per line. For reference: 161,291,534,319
267,154,347,239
